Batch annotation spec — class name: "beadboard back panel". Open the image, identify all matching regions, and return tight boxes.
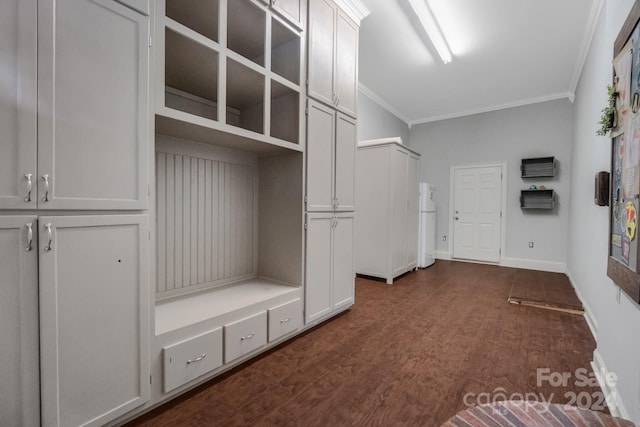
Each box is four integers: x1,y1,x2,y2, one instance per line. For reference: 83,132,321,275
156,137,258,298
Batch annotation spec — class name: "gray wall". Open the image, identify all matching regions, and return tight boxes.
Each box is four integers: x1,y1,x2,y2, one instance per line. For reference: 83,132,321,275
357,90,410,143
409,99,574,269
569,0,640,422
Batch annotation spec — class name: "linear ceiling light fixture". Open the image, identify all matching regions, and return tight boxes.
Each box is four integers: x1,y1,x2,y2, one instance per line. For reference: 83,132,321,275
407,0,452,64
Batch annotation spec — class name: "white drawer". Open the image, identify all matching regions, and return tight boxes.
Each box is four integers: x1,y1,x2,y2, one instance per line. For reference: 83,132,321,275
224,311,267,363
268,298,302,342
163,328,223,393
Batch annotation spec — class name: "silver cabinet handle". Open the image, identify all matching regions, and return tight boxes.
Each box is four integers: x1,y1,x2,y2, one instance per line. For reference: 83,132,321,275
42,174,50,202
24,174,32,202
454,216,459,220
44,223,53,251
336,94,340,106
186,353,206,364
25,223,33,252
280,317,291,324
240,333,255,341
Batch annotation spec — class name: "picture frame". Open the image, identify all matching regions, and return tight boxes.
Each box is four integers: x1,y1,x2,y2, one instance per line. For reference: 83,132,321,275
607,0,640,304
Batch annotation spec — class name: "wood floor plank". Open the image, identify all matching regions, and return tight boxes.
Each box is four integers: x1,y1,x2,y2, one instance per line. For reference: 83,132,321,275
127,261,600,427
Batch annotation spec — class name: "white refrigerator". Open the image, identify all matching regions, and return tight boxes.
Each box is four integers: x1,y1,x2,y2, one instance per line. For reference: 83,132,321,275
418,183,436,268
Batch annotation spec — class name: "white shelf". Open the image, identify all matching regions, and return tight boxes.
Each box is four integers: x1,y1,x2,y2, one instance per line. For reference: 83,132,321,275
155,277,300,335
156,109,303,155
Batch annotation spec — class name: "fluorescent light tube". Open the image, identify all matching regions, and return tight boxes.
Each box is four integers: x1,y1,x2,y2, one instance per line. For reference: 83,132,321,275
407,0,452,64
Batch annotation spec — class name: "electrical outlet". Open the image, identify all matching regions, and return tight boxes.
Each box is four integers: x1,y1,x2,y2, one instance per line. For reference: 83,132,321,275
528,242,534,248
443,235,447,241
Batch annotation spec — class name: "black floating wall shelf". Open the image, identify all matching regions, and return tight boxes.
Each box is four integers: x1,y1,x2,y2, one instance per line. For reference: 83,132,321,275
521,157,556,178
520,189,555,209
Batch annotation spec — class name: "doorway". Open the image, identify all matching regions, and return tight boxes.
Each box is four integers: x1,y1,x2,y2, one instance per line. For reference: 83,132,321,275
451,164,503,263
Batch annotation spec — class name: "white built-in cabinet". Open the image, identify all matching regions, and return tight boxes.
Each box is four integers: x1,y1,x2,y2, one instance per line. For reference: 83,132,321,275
39,215,150,427
0,0,149,211
0,217,39,427
308,0,359,117
306,100,357,212
0,1,152,425
355,139,421,284
305,213,355,322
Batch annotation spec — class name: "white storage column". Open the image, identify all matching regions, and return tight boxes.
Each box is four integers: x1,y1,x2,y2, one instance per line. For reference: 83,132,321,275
355,138,421,284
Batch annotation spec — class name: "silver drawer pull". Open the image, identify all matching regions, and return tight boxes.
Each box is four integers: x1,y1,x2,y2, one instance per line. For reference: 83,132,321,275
44,223,53,252
186,353,206,364
280,317,291,324
24,174,32,202
240,333,255,341
25,223,33,252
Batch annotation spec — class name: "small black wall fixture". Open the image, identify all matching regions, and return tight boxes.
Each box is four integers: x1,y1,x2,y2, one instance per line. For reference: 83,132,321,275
595,171,610,206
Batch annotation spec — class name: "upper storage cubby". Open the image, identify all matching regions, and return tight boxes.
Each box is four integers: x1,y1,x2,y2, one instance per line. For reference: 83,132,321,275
165,29,219,121
156,0,304,153
521,157,556,178
228,0,266,66
272,18,301,84
166,0,219,42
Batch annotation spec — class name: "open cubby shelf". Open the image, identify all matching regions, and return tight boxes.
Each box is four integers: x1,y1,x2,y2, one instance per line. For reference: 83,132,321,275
520,189,555,209
521,156,556,178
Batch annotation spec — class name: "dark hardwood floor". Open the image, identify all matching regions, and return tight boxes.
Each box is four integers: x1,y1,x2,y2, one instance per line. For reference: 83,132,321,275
127,261,600,427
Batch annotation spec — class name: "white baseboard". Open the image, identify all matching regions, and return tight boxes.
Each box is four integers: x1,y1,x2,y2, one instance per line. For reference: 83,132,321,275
434,252,566,273
499,257,566,273
435,250,452,260
566,269,598,340
591,349,631,421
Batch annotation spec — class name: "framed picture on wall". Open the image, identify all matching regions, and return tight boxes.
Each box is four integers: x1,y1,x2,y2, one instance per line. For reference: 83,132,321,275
608,1,640,304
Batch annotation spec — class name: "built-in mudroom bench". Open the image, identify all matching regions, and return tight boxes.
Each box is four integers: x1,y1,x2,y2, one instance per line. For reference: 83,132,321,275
0,0,369,425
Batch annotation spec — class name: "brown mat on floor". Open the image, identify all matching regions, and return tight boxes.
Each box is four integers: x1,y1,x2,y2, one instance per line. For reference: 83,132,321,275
508,269,584,315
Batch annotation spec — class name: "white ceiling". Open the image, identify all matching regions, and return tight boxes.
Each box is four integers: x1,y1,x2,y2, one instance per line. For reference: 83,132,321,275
357,0,603,125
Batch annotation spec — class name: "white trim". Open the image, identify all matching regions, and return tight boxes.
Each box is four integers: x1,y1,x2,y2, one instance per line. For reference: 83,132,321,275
499,257,566,274
411,92,574,125
566,269,598,340
435,250,452,260
569,0,605,96
591,349,632,421
358,83,412,127
449,163,507,264
333,0,370,25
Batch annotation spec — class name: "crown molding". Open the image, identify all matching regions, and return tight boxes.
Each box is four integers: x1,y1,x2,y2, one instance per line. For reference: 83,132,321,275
358,83,412,127
569,0,605,95
410,92,574,125
334,0,371,25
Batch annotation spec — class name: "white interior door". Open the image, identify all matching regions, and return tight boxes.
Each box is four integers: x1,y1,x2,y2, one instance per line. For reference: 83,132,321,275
453,166,502,263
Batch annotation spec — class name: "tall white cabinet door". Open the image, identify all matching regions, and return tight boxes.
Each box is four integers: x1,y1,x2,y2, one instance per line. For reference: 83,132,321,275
307,100,335,211
334,114,356,211
390,148,408,277
405,154,419,269
38,0,149,210
305,214,333,322
0,0,37,210
332,214,354,309
334,10,358,117
308,0,336,107
0,217,39,427
39,215,150,427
